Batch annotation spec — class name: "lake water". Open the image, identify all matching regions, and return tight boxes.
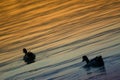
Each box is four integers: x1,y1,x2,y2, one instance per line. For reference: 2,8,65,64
0,0,120,80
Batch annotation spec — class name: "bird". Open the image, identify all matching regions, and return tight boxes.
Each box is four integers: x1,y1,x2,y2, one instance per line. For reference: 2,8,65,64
23,48,36,64
82,55,104,67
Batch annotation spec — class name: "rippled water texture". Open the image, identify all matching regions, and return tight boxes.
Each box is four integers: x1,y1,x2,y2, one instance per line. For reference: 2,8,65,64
0,0,120,80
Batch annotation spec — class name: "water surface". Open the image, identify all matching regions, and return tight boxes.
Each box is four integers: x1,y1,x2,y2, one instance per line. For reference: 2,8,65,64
0,0,120,80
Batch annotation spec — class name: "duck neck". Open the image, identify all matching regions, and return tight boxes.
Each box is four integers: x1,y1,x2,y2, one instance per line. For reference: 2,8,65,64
86,59,89,64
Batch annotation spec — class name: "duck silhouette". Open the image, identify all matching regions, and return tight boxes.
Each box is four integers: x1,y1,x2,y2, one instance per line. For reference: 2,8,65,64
23,48,36,64
82,55,104,67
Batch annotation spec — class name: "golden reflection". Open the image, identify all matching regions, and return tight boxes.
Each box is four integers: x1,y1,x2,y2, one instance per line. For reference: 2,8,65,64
0,0,120,63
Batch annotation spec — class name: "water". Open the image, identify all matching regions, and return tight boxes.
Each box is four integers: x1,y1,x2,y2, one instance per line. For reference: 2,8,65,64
0,0,120,80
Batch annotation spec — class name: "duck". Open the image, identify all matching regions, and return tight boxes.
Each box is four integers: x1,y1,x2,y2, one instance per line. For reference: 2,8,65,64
23,48,36,64
82,55,104,67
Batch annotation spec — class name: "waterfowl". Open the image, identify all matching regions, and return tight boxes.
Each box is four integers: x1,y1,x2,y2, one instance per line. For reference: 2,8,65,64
23,48,36,64
82,55,104,67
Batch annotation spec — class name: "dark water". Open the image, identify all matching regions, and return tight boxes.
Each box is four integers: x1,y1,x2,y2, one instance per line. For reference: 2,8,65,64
0,0,120,80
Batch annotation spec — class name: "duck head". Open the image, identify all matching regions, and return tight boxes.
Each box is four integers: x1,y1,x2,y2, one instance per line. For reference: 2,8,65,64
23,48,27,55
82,55,89,64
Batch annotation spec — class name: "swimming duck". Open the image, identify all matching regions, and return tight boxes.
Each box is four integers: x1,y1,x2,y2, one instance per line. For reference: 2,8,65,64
82,55,104,67
23,48,36,64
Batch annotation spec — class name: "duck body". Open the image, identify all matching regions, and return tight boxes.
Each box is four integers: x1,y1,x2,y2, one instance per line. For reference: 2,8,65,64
23,52,36,64
82,55,104,67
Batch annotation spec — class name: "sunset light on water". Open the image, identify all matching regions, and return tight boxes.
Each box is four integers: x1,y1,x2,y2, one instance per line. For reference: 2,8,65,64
0,0,120,80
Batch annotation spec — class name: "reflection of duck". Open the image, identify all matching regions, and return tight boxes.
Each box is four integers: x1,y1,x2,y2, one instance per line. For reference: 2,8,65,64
82,55,104,67
23,48,36,64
